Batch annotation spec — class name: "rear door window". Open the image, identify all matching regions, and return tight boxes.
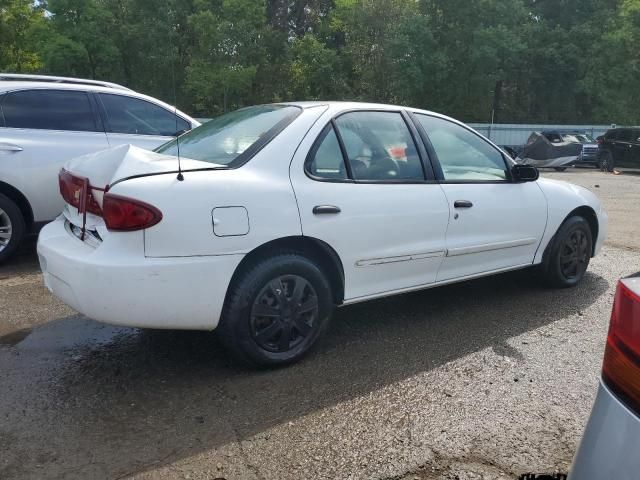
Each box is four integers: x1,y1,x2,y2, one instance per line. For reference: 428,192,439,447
2,89,99,132
98,93,189,136
307,126,349,180
333,111,425,181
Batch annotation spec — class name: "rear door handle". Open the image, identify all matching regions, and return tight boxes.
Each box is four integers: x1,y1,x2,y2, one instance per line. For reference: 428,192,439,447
313,205,341,215
454,200,473,209
0,143,23,152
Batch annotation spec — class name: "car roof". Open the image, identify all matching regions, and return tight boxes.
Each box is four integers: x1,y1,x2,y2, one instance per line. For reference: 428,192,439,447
285,100,422,111
0,73,130,90
0,80,199,126
282,101,463,123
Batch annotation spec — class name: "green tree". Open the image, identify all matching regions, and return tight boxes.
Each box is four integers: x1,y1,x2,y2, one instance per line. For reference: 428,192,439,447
184,0,267,115
0,0,46,71
289,34,346,99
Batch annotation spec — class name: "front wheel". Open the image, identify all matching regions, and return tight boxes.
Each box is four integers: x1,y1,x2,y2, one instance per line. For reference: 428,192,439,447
218,253,334,367
537,216,593,288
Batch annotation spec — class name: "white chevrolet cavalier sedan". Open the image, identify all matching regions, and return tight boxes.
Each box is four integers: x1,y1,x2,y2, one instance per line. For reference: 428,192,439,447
37,102,607,366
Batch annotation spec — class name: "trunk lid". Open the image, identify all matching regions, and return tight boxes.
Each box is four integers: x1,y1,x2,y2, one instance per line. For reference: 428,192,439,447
65,144,217,201
61,144,219,230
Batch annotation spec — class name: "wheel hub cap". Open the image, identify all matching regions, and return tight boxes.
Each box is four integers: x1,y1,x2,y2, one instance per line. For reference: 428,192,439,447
250,275,319,353
560,229,589,280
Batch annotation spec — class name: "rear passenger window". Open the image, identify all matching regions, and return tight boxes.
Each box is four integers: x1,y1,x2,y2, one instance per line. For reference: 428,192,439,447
99,93,189,136
308,126,348,180
334,111,425,181
2,89,98,132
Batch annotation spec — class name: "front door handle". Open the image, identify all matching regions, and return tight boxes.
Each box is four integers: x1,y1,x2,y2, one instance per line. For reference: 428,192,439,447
454,200,473,209
313,205,341,215
0,143,23,152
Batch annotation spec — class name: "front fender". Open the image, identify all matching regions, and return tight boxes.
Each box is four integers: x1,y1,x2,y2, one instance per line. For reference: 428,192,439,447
534,178,608,263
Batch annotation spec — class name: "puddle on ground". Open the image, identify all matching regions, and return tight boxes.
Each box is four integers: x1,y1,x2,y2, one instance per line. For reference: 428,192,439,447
0,328,33,346
0,317,135,351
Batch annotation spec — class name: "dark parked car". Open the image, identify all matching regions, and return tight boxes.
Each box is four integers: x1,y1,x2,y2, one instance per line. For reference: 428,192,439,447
520,131,599,171
597,127,640,172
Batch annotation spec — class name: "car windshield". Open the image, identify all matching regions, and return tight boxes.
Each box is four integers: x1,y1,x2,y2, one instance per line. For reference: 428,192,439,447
155,105,301,166
561,133,595,143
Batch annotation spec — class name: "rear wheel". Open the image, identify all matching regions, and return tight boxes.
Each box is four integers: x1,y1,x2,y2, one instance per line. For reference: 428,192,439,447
218,253,333,367
0,194,25,264
554,167,567,172
599,152,614,172
537,216,593,288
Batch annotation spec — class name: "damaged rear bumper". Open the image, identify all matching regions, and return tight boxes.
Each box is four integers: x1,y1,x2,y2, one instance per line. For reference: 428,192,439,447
37,215,242,331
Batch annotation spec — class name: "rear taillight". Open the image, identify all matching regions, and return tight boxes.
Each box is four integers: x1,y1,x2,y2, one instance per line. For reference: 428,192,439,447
602,280,640,414
102,193,162,231
58,169,102,215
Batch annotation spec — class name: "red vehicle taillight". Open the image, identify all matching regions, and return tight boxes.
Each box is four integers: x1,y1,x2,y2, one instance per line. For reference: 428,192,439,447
602,280,640,414
58,169,102,215
102,193,162,231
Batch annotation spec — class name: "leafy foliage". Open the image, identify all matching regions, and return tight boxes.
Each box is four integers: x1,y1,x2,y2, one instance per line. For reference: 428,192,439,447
4,0,639,123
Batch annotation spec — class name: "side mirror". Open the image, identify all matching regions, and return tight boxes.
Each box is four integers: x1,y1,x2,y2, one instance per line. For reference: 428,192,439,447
511,164,539,183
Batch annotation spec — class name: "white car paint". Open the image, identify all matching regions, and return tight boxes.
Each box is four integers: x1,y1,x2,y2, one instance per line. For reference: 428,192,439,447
37,102,607,331
0,80,199,225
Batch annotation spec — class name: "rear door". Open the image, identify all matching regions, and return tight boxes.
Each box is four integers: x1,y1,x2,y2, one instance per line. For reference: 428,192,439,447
0,88,110,222
96,93,191,151
290,109,450,301
412,113,547,282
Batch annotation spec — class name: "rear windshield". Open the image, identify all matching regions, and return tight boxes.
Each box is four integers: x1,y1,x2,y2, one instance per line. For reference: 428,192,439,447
155,105,301,166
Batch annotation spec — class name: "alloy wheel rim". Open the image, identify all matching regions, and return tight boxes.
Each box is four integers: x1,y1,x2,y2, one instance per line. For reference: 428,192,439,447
0,207,12,253
560,229,589,280
250,275,319,353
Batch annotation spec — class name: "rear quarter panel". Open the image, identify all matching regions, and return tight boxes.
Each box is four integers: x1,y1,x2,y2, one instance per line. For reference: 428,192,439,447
122,106,328,257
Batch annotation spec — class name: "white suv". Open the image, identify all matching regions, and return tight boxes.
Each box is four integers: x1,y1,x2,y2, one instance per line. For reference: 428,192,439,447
0,74,199,262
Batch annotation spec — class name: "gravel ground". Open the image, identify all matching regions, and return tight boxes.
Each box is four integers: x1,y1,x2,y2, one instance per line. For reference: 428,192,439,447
0,169,638,480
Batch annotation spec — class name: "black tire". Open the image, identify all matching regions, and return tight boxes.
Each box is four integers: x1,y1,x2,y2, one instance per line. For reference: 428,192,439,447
599,152,614,172
554,167,567,172
218,253,334,367
537,216,593,288
0,194,25,264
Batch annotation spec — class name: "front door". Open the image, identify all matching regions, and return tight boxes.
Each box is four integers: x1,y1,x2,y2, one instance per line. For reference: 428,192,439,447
290,109,450,301
412,113,548,282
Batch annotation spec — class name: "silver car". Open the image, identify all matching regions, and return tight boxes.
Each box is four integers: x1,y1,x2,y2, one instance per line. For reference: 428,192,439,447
569,273,640,479
0,74,199,263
